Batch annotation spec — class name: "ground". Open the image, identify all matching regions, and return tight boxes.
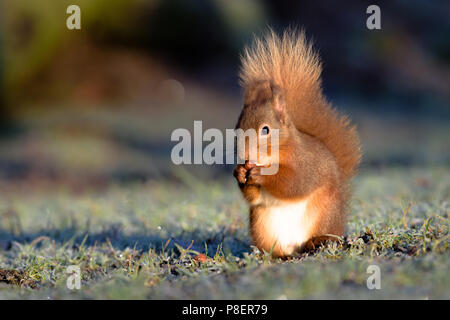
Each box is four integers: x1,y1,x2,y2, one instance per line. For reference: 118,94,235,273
0,166,448,299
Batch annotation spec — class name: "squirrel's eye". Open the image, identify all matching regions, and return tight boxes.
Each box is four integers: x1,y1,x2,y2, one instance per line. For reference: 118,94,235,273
261,126,270,136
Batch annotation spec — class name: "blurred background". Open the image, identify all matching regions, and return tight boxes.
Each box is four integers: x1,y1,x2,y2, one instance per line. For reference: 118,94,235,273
0,0,449,190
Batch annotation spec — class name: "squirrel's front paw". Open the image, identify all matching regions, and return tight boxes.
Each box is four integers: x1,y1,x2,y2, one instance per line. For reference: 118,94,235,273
233,164,248,185
246,166,264,185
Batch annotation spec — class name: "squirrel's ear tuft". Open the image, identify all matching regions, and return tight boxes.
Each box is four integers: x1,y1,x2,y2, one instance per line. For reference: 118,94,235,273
270,83,285,113
244,80,288,124
270,83,288,124
244,80,272,106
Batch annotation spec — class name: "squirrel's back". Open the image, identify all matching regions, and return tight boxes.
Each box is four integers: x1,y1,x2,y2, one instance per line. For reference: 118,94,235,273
239,29,362,179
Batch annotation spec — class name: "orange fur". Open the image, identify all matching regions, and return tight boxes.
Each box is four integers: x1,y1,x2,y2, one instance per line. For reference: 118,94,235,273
240,29,362,178
234,29,362,258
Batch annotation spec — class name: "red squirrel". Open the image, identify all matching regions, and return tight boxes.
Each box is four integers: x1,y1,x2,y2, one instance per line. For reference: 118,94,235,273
233,29,362,258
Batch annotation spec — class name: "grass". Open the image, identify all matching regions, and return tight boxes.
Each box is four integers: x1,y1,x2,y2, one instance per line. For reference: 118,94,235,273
0,166,448,299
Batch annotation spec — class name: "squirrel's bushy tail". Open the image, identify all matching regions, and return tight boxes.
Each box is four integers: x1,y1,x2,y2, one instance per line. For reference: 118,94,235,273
239,28,362,179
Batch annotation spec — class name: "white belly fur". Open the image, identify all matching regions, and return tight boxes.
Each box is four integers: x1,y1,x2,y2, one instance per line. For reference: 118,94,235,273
265,199,310,254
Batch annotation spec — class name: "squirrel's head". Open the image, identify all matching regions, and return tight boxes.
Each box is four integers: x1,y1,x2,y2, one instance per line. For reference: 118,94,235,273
235,80,295,166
